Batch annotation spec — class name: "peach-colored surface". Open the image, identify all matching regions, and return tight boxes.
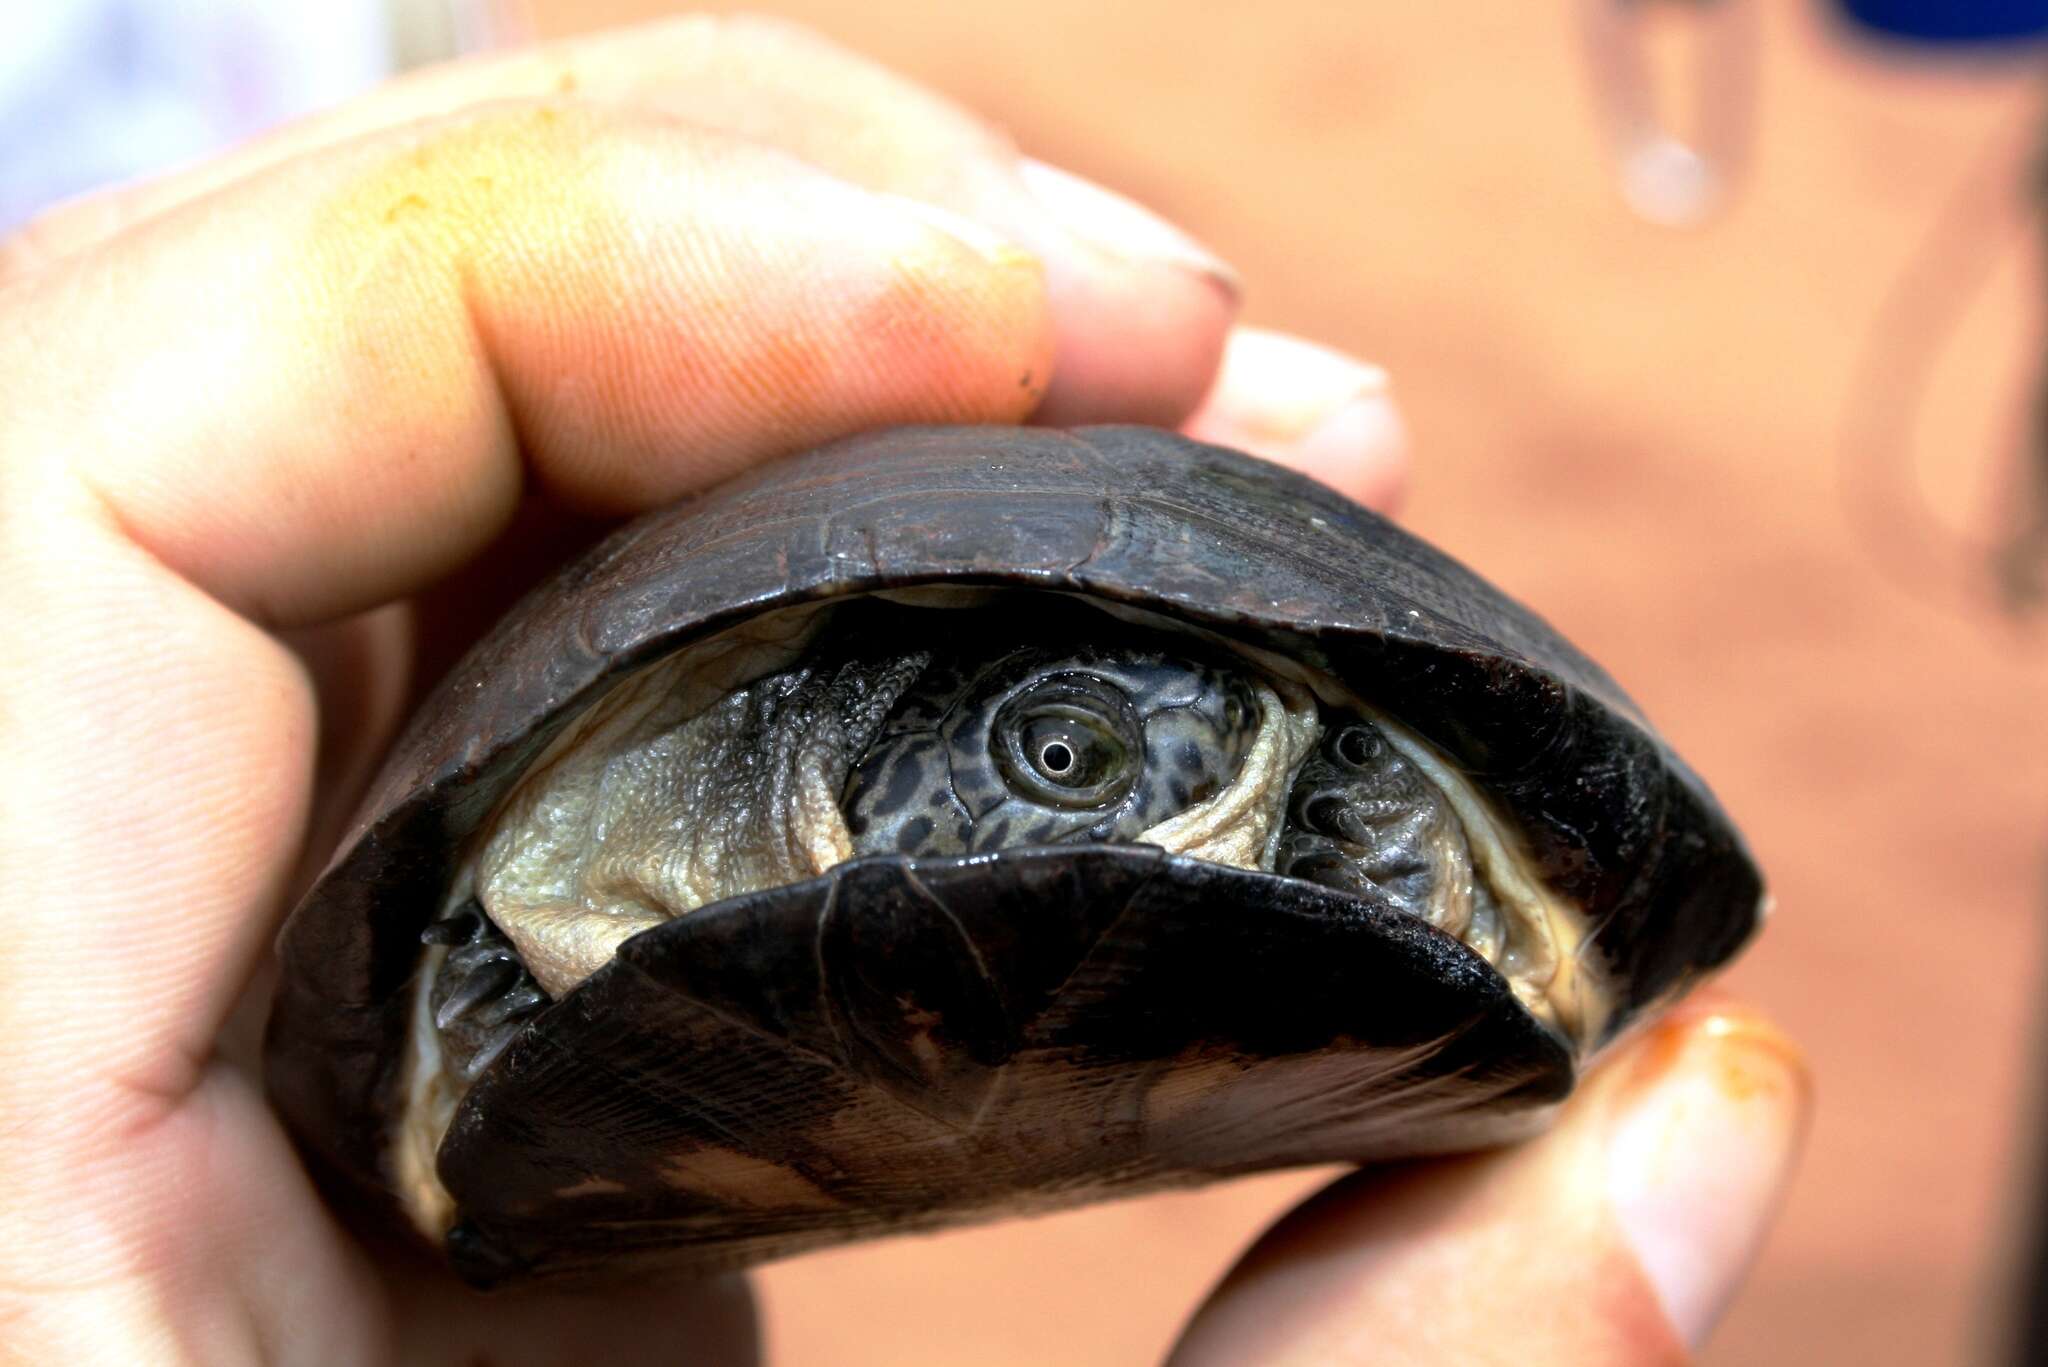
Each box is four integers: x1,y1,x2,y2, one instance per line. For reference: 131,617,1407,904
522,5,2048,1363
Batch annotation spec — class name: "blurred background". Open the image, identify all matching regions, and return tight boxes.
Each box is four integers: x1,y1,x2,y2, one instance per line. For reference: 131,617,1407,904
8,1,2046,1362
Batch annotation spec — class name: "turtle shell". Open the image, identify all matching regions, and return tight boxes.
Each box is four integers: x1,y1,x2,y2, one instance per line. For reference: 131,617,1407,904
266,424,1762,1287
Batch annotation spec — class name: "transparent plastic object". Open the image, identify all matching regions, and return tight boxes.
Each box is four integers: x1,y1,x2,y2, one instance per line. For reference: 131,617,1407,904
1580,0,1760,227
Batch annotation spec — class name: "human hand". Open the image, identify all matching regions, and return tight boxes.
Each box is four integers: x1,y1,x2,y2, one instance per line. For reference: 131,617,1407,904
0,17,1803,1364
1170,995,1809,1366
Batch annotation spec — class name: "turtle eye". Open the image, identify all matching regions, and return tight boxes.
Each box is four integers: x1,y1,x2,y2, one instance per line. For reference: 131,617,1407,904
994,675,1141,810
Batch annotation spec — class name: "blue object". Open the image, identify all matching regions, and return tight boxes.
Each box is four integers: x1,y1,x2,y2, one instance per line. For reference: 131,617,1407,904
1835,0,2048,45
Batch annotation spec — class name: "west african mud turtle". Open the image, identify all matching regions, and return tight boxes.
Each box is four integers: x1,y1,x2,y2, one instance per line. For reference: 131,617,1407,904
266,425,1763,1288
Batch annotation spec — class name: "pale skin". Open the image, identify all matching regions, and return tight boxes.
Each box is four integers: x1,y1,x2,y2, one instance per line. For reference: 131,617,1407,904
0,17,1810,1365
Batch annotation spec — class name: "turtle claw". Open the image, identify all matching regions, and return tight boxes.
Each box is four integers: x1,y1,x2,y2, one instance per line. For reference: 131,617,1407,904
436,958,521,1031
419,908,481,946
424,901,551,1075
462,1024,524,1082
473,980,549,1030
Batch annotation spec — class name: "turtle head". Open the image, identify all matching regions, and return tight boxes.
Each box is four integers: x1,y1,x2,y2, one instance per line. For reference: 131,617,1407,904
843,615,1261,857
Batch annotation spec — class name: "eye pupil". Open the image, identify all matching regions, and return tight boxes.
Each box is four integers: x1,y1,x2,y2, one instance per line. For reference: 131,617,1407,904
1024,718,1111,788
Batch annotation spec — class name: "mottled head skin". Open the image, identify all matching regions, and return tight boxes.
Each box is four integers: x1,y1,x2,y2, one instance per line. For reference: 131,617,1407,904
843,603,1259,858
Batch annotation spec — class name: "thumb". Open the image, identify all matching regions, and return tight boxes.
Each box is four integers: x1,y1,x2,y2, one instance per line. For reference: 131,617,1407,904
1169,999,1810,1366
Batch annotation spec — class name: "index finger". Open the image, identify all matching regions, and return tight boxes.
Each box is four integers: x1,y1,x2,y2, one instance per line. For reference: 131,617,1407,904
2,101,1050,625
5,14,1240,427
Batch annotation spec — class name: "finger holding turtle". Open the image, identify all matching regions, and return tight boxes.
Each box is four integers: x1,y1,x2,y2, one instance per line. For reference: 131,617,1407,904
1,16,1404,493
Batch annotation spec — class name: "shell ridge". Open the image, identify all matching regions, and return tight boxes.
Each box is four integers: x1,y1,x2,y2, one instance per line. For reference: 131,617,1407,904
809,864,848,1063
609,924,846,1074
814,861,1008,1136
1005,846,1174,1041
897,859,1002,1026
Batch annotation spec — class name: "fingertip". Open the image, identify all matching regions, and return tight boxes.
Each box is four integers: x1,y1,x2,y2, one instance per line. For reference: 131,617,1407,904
1170,1000,1807,1366
868,195,1057,420
1279,389,1409,515
1003,161,1238,427
1025,256,1235,426
495,138,1057,513
1603,1002,1811,1350
1181,327,1408,511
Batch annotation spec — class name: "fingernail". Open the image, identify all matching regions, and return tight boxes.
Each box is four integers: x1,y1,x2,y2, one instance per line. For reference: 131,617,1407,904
1189,330,1406,507
1605,1011,1811,1349
875,193,1039,270
1224,330,1391,433
1017,158,1241,299
1288,391,1407,512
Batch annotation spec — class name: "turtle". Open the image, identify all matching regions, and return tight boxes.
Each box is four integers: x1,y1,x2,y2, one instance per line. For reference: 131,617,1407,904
265,424,1763,1289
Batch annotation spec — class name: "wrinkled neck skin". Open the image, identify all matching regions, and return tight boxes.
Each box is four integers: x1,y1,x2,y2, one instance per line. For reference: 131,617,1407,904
393,590,1601,1238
